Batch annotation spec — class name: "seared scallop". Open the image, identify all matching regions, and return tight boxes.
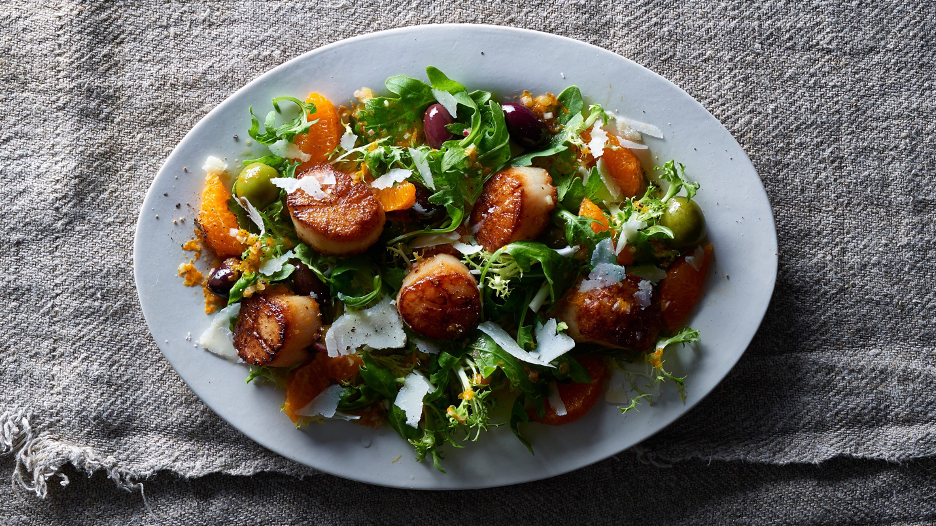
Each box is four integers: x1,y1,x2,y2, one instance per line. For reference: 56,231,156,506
396,254,481,340
555,276,662,352
469,166,557,252
286,165,386,255
234,293,321,367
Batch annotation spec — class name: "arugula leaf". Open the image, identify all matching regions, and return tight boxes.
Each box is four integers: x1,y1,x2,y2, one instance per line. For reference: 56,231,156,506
248,96,317,145
470,332,535,394
227,271,260,305
509,395,534,455
354,75,435,144
556,166,608,210
556,86,584,125
510,112,586,167
360,351,399,399
554,209,612,253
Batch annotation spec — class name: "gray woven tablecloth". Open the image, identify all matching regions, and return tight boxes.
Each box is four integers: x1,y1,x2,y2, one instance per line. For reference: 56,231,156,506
2,0,934,523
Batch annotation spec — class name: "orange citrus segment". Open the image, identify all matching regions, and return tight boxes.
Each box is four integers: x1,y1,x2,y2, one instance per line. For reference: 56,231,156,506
577,197,609,233
581,130,646,198
198,173,245,258
293,93,341,173
283,352,364,424
660,244,713,331
373,181,416,212
533,355,607,426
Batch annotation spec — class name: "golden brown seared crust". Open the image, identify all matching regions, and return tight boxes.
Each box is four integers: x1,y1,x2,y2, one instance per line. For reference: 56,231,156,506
469,166,557,252
556,276,662,352
233,293,321,367
396,254,481,340
286,165,386,255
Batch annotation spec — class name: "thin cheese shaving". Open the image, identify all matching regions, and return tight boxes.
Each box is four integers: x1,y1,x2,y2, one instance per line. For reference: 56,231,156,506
408,147,435,190
324,296,406,357
258,250,294,276
477,321,555,368
413,337,441,355
595,158,622,200
615,215,647,255
297,384,344,418
547,382,568,416
615,114,664,139
197,303,241,361
685,245,705,271
410,231,460,248
339,125,358,152
453,242,483,255
271,175,329,200
431,89,458,119
394,372,433,428
551,245,579,257
587,122,608,158
634,280,653,309
371,168,411,190
269,139,311,162
235,196,265,237
532,319,575,363
579,263,628,292
203,155,227,176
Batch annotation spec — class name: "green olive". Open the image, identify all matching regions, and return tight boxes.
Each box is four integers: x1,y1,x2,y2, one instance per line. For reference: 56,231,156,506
660,196,706,248
234,162,280,208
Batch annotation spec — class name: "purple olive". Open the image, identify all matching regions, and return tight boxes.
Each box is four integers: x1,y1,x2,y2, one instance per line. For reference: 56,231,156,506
292,261,333,324
411,183,443,221
502,103,549,149
423,103,456,149
207,258,241,296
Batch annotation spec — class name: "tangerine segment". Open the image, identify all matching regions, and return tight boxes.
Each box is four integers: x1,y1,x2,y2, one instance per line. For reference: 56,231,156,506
283,352,364,424
373,181,416,212
581,129,646,199
578,197,609,233
660,244,714,331
198,173,245,258
533,355,608,426
294,93,341,173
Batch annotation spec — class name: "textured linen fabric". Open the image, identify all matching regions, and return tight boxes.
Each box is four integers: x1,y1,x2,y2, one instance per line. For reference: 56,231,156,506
1,0,934,521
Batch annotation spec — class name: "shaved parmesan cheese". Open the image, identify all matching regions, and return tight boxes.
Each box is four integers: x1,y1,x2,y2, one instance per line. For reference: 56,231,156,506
627,265,667,283
371,168,411,190
411,231,460,248
604,368,631,404
477,322,555,368
259,250,294,276
634,280,653,309
324,296,406,357
547,382,567,416
413,337,441,355
579,262,628,292
615,114,664,139
339,125,358,151
685,245,705,271
203,155,227,176
532,319,575,363
615,215,647,255
431,88,458,119
615,137,649,150
453,242,483,255
197,303,241,361
595,158,622,200
297,384,344,419
528,282,550,313
591,238,617,266
269,139,311,162
394,372,433,428
235,196,265,237
407,147,435,190
587,122,608,158
271,176,328,200
552,245,579,257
